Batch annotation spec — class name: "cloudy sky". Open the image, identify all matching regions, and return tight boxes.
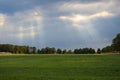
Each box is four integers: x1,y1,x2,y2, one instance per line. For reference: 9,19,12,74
0,0,120,49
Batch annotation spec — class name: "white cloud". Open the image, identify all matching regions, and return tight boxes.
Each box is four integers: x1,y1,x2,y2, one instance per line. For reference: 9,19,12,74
0,13,5,27
14,9,42,24
59,11,113,28
57,0,119,16
0,8,43,40
89,11,113,18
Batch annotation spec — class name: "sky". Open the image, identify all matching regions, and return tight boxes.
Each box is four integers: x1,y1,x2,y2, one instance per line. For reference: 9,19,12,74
0,0,120,50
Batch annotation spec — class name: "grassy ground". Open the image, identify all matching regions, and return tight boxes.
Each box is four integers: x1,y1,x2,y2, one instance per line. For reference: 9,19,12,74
0,54,120,80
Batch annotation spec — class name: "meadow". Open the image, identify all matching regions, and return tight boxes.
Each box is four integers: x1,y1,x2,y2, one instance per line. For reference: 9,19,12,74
0,54,120,80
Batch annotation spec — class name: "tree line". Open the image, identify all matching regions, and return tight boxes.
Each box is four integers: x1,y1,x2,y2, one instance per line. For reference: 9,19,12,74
0,44,95,54
100,33,120,53
0,44,36,54
0,33,120,54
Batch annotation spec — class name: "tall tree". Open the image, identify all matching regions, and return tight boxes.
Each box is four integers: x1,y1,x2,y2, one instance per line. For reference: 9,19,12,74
97,48,101,54
112,33,120,53
32,47,36,54
67,50,73,54
51,47,56,54
102,46,113,53
41,48,46,54
57,48,62,54
74,49,79,54
37,49,41,54
63,49,67,54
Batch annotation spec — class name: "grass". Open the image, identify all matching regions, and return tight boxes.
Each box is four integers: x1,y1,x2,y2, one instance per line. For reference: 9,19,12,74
0,54,120,80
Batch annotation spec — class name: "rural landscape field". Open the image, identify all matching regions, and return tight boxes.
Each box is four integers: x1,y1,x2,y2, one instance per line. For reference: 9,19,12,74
0,54,120,80
0,0,120,80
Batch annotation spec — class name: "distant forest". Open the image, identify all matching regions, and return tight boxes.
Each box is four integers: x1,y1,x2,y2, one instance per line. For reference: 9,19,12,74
0,33,120,54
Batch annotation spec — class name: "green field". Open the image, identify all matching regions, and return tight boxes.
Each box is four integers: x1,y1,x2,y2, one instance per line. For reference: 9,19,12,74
0,54,120,80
